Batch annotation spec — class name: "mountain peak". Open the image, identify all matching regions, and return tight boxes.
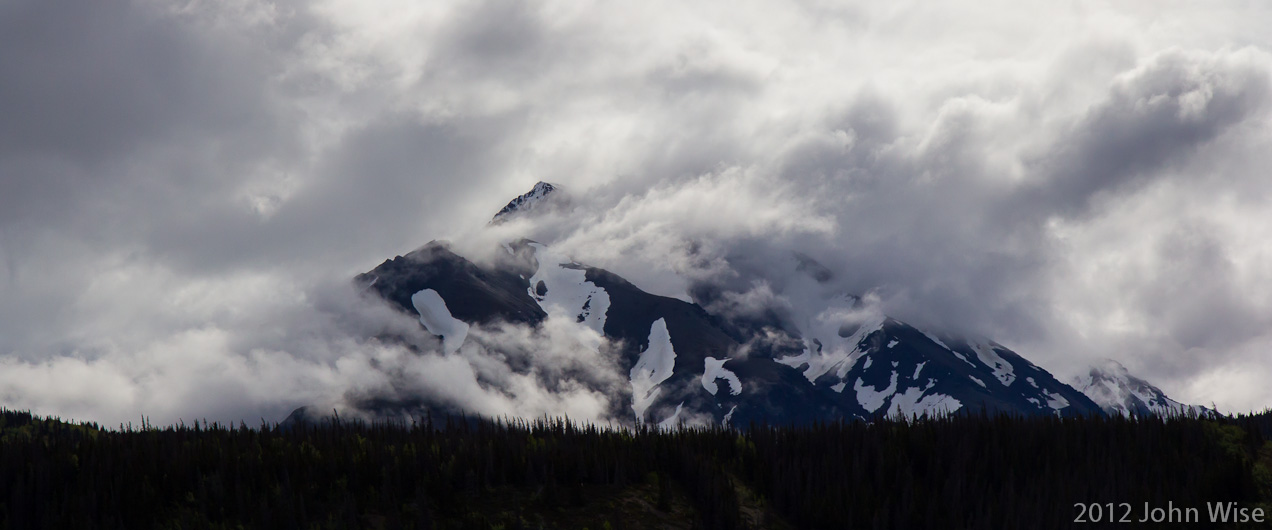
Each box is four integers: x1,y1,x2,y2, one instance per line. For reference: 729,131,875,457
1093,358,1131,377
490,181,563,224
1073,359,1210,417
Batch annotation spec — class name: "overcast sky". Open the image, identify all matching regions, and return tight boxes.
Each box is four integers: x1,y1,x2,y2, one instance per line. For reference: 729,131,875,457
3,0,1272,425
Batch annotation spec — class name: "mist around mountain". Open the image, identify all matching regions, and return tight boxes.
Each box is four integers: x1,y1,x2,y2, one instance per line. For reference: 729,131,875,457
287,182,1214,428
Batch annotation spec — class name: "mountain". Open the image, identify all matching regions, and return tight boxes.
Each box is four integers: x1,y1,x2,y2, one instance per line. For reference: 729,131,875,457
338,183,1106,426
1072,359,1212,417
490,181,564,224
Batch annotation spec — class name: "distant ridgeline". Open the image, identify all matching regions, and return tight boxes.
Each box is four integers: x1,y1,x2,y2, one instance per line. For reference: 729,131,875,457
2,408,1271,529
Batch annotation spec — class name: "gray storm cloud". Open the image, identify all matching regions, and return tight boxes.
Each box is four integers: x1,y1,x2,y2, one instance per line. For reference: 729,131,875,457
2,0,1272,423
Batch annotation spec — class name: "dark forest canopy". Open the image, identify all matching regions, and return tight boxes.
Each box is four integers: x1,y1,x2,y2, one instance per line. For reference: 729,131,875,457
2,409,1272,529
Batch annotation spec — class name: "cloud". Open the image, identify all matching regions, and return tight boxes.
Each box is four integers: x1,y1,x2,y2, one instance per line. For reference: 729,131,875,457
3,0,1272,423
0,274,623,426
1024,48,1271,217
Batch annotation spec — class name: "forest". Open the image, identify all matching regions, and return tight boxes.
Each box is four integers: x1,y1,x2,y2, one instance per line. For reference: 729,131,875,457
2,408,1272,529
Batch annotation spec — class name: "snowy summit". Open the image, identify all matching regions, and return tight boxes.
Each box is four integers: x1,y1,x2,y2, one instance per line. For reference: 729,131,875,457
490,181,562,224
1072,359,1211,418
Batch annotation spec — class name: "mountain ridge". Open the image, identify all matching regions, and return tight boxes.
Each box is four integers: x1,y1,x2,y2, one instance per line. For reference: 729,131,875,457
295,182,1213,426
345,236,1103,425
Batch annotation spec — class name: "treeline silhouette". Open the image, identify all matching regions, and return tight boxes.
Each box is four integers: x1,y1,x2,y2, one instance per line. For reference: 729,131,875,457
1235,408,1272,439
1,408,1271,529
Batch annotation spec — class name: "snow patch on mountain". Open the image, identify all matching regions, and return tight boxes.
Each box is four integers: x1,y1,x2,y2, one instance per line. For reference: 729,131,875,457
630,318,677,423
410,289,469,354
658,401,685,430
854,371,899,413
776,297,886,385
889,382,962,419
920,329,976,367
920,329,952,351
969,341,1015,386
526,243,610,335
775,349,810,370
701,357,742,396
1043,389,1070,411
